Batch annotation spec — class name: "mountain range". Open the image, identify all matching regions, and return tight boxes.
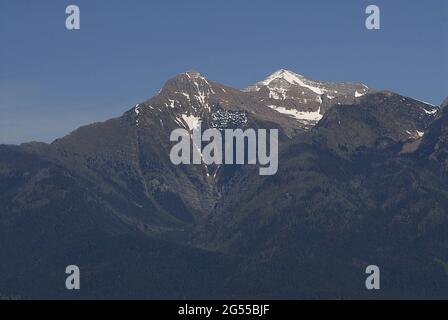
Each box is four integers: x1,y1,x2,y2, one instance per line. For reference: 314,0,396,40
0,69,447,299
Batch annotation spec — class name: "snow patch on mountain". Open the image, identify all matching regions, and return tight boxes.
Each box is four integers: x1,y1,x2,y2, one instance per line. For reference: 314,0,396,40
355,91,365,98
244,69,370,106
175,92,190,100
423,107,438,115
268,105,323,123
180,114,201,131
134,104,140,126
258,69,327,95
406,129,425,139
168,99,176,108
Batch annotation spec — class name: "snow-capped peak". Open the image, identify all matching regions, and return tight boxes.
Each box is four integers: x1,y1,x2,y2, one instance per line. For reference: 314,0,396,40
246,69,327,95
260,69,306,86
244,69,370,104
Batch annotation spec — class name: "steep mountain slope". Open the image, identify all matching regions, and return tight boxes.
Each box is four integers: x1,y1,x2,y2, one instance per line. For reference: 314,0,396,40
188,92,443,254
416,105,448,172
0,145,240,299
188,95,448,298
0,70,446,299
22,71,316,228
22,70,371,232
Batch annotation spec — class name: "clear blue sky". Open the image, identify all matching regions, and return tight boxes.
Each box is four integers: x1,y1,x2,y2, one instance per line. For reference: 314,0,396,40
1,0,447,144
